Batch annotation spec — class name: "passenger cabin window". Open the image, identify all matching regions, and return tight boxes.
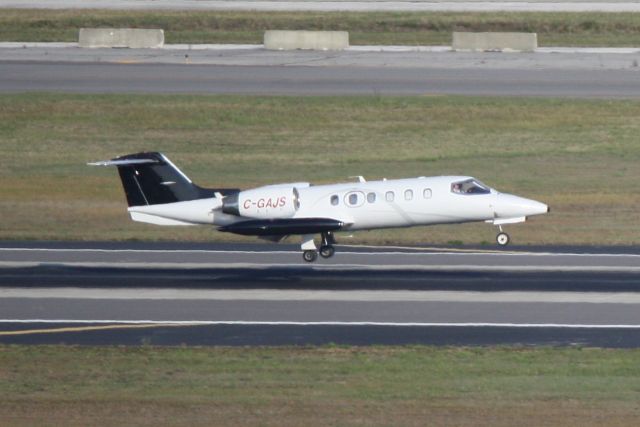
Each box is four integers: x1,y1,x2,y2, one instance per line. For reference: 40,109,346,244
423,188,432,199
330,195,339,206
404,189,413,201
451,179,491,195
344,191,365,207
385,191,394,202
367,192,376,203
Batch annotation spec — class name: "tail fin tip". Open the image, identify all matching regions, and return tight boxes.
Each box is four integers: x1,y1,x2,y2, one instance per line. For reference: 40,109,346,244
89,152,202,207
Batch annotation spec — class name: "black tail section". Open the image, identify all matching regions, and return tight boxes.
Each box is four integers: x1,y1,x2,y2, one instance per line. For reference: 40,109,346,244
92,152,238,207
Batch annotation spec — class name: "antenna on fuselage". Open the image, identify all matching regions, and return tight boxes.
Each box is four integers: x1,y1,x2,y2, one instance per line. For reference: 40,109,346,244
349,176,366,183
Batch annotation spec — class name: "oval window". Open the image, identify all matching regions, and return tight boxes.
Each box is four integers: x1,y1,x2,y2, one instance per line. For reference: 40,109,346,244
385,191,395,202
344,191,365,208
404,189,413,201
367,192,376,203
423,188,432,199
330,195,339,206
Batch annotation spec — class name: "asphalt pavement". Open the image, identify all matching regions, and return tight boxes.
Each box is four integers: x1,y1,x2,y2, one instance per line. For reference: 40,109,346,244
1,242,639,347
2,60,640,97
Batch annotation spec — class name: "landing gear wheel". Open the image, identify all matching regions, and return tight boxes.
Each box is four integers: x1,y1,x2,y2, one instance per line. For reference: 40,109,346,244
496,232,510,246
319,245,335,259
303,250,318,263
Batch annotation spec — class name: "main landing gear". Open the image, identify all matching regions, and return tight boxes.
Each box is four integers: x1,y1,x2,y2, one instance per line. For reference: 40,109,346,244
495,225,510,246
302,232,336,262
319,245,335,259
303,250,318,262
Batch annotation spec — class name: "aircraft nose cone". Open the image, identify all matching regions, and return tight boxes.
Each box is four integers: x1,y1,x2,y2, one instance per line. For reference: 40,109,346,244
494,193,548,218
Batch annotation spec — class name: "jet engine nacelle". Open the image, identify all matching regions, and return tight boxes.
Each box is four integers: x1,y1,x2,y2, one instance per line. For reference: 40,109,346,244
222,184,305,219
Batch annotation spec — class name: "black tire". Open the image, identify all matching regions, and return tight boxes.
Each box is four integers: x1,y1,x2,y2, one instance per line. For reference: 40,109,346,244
496,232,510,246
303,250,318,262
319,245,335,259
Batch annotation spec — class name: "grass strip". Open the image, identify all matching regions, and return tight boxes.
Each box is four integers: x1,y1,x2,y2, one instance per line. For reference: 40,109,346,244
1,93,639,245
3,9,640,46
1,345,639,426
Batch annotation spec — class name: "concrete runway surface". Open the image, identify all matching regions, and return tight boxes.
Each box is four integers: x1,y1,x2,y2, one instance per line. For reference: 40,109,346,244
3,42,640,97
2,60,640,97
4,45,640,70
1,242,639,347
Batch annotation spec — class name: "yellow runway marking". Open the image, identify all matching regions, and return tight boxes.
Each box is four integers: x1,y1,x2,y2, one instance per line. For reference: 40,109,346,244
0,323,188,336
115,59,140,64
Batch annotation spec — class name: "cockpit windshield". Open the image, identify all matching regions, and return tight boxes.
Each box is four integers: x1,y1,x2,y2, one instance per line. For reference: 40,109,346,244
451,179,491,195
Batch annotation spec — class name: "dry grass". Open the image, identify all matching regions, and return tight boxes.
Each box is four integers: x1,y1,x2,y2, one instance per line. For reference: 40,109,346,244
2,399,638,426
0,93,639,245
2,9,640,46
1,345,640,426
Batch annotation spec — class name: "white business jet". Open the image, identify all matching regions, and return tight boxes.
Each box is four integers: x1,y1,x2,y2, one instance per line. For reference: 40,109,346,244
90,152,549,262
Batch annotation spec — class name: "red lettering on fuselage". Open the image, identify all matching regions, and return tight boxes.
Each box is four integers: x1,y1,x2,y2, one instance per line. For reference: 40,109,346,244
243,196,288,211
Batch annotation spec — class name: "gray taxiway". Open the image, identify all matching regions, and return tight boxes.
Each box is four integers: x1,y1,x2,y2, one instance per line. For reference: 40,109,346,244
3,25,640,99
2,39,640,98
2,60,640,98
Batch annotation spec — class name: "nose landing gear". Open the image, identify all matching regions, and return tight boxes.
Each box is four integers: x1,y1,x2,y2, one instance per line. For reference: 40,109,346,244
496,232,510,246
496,226,510,246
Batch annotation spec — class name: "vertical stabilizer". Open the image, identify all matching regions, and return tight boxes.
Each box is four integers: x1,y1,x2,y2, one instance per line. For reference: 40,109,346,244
89,152,237,206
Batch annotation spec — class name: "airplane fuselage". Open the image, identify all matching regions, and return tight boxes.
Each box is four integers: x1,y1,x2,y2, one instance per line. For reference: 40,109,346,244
92,152,549,262
129,175,547,231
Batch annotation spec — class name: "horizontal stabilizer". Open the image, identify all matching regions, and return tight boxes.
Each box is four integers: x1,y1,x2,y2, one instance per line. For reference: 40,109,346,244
219,217,344,236
88,158,159,167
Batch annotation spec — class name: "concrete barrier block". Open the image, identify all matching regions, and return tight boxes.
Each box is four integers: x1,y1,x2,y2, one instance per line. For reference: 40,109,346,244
264,30,349,51
452,32,537,52
79,28,165,49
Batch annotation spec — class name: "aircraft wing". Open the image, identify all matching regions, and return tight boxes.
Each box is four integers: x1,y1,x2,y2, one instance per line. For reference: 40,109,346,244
218,217,346,236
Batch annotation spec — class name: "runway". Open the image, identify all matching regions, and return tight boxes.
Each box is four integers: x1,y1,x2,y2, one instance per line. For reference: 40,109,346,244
1,242,640,347
3,61,640,97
